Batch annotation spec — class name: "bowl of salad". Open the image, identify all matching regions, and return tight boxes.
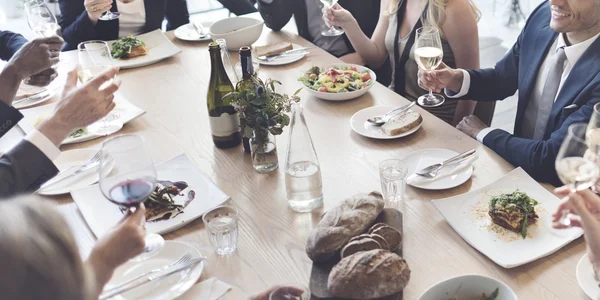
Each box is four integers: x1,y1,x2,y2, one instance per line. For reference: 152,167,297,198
298,64,376,101
418,275,517,300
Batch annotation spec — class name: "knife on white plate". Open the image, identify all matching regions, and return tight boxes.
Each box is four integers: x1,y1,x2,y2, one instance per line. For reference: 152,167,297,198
257,47,314,60
406,150,477,182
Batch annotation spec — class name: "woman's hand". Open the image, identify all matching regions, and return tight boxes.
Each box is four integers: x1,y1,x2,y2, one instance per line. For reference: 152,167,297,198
84,0,113,24
322,3,356,30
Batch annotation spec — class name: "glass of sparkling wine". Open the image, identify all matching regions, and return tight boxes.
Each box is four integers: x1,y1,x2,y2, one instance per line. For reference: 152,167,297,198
24,0,59,37
379,159,408,204
77,41,123,136
414,27,445,108
98,0,121,21
320,0,344,37
554,123,600,226
586,102,600,191
202,205,239,255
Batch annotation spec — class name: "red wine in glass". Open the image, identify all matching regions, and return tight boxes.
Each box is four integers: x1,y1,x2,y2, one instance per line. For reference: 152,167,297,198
108,179,155,207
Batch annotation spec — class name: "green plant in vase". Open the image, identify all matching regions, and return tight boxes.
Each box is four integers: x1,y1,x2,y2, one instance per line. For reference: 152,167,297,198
224,77,301,173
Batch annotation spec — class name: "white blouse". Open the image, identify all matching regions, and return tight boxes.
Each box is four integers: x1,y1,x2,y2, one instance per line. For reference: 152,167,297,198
118,0,146,37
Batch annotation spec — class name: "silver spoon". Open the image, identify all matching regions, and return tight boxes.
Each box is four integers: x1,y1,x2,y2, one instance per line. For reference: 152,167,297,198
367,101,416,126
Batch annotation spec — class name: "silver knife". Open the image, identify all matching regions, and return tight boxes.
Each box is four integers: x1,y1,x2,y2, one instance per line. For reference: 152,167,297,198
99,257,205,300
191,21,207,38
406,150,476,182
257,47,314,60
37,160,99,192
13,90,51,105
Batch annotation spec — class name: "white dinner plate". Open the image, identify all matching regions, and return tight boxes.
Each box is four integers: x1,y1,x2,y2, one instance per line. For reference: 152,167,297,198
107,30,182,69
350,105,421,139
577,253,600,300
174,23,212,42
431,167,583,268
104,241,204,300
14,87,57,109
403,148,473,190
255,43,306,66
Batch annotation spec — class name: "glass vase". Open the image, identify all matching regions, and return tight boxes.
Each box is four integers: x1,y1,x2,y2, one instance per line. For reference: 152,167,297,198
251,128,278,173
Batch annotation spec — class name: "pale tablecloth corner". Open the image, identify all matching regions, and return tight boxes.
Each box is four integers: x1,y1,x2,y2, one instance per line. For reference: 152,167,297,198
177,277,232,300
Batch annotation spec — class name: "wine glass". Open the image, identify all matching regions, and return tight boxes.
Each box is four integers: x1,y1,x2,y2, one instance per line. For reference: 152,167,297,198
554,123,600,226
414,27,445,108
24,0,59,37
320,0,344,37
78,41,123,136
98,0,121,21
586,102,600,191
269,285,310,300
99,134,164,261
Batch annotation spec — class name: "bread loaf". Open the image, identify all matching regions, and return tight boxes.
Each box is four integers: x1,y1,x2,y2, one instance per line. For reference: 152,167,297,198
381,111,422,136
341,238,381,258
255,42,293,57
328,249,411,299
372,225,403,251
306,192,385,262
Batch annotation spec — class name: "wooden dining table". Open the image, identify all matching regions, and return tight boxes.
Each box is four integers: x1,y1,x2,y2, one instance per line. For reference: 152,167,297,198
9,21,589,299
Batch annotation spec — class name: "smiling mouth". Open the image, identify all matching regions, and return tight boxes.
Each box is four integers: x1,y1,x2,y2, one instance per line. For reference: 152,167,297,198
552,10,571,18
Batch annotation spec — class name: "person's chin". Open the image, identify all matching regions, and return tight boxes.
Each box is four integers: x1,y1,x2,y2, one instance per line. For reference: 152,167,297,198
549,10,573,32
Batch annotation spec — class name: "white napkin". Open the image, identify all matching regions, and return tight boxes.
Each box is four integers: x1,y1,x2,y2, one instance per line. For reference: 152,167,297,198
177,277,232,300
406,154,478,185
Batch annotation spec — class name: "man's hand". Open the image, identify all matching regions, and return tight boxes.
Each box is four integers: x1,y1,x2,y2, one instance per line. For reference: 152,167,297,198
6,36,63,80
456,115,487,139
23,68,58,87
417,62,463,93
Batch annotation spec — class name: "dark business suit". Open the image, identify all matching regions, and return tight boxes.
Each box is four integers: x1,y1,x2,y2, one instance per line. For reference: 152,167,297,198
0,30,27,61
461,1,600,185
58,0,189,50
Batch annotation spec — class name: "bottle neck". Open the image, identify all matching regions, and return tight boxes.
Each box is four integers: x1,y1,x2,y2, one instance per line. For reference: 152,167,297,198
209,48,232,85
240,54,254,80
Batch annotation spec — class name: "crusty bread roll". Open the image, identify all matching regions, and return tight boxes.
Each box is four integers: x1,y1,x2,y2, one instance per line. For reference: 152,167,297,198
328,249,411,299
255,42,293,57
306,192,385,262
381,111,422,136
341,237,381,258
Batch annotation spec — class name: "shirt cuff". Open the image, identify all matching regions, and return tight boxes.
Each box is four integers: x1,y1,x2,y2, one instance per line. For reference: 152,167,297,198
476,127,495,143
25,129,61,161
444,69,471,98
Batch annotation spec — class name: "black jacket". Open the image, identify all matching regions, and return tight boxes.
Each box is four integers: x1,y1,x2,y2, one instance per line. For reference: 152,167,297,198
0,30,27,61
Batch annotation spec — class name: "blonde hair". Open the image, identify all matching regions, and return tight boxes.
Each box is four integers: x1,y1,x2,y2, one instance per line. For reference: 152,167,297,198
387,0,481,35
0,196,93,300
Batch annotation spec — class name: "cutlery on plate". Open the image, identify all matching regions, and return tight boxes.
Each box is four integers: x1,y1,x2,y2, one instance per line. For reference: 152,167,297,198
99,257,206,300
101,253,192,297
191,20,208,38
37,150,101,192
415,149,476,179
367,101,416,126
257,51,310,62
13,90,52,105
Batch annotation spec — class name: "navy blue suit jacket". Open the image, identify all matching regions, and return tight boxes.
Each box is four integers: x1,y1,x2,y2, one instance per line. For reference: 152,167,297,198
462,1,600,186
0,30,27,61
58,0,189,50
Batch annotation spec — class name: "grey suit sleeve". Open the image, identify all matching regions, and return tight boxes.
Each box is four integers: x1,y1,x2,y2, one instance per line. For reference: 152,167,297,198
0,140,58,198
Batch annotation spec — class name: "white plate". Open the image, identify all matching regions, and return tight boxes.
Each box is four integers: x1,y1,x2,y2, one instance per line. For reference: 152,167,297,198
350,105,421,139
71,154,230,238
577,253,600,300
404,149,473,190
18,92,145,145
104,241,204,300
107,30,182,69
256,43,306,66
419,274,517,300
174,23,212,42
431,167,583,268
14,87,57,109
301,64,376,101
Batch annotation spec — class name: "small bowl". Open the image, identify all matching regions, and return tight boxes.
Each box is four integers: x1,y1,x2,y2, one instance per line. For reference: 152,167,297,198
419,275,517,300
209,17,263,51
301,64,376,101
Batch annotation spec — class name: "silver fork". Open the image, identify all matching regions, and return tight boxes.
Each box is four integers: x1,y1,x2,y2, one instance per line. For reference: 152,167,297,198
37,150,101,191
101,253,192,297
415,149,476,179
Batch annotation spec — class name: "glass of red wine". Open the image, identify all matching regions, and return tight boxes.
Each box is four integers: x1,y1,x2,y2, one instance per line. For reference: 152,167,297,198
99,134,163,260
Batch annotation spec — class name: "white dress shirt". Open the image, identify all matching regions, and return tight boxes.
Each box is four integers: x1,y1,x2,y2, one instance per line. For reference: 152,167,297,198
447,32,600,142
118,0,146,37
26,129,61,161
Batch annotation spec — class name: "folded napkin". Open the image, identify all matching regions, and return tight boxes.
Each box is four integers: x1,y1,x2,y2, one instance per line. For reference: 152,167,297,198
406,154,478,185
177,277,232,300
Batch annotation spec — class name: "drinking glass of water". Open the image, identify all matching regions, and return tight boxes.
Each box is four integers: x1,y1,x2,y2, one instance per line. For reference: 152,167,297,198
202,205,239,255
379,159,408,204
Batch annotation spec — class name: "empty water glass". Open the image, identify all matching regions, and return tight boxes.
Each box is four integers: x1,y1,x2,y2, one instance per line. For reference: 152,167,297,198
202,205,239,255
379,159,408,203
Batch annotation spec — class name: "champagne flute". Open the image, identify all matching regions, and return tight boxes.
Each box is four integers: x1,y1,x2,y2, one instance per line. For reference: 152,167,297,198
320,0,344,37
24,0,59,37
78,41,123,136
554,123,600,226
98,0,121,21
99,134,164,261
586,102,600,191
414,27,445,108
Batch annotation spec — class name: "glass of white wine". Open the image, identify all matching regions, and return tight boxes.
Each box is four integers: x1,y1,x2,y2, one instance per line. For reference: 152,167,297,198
586,102,600,191
414,27,445,108
77,41,123,136
24,0,59,37
554,123,600,226
98,0,121,21
320,0,344,37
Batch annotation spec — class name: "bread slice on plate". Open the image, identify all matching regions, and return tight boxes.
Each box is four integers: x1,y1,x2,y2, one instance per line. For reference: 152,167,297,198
381,111,422,136
255,42,293,57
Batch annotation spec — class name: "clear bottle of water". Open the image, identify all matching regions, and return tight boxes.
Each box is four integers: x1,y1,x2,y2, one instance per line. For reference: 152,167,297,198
285,102,323,212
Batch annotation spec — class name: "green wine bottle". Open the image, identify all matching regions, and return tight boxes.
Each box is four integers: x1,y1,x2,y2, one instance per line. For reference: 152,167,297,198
237,46,256,153
207,42,241,148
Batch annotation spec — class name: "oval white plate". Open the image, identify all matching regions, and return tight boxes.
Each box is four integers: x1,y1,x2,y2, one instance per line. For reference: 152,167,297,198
403,148,473,190
302,64,376,101
104,241,204,300
37,148,104,196
577,253,600,300
419,274,517,300
350,105,421,140
174,23,211,42
256,43,306,66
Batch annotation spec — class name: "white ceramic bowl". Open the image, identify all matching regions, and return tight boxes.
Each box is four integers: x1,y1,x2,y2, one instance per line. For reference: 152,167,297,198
301,64,376,101
209,17,263,50
419,275,517,300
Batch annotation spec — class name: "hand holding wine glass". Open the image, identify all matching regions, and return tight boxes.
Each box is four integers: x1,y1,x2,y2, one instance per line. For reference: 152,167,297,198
24,0,59,38
320,0,344,37
414,27,445,108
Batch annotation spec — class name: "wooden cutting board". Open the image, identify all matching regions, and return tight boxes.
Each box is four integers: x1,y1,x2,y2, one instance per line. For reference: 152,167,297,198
309,208,404,300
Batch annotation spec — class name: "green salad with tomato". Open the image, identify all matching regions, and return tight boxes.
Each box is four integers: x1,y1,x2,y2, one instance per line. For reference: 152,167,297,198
299,65,373,93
